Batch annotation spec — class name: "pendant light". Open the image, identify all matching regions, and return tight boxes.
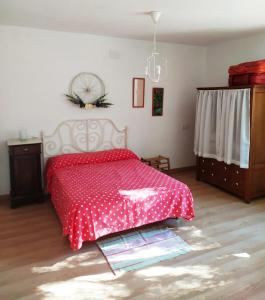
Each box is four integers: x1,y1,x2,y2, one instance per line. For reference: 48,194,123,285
145,11,167,83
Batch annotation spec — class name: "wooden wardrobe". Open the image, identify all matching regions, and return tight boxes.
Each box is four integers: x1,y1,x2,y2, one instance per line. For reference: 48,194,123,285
196,85,265,203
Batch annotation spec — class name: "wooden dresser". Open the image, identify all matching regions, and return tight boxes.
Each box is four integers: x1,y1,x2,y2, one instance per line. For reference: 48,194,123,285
196,85,265,203
8,138,43,208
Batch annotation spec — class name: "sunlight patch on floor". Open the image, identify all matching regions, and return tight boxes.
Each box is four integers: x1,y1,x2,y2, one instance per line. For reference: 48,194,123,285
136,265,217,279
140,277,231,299
37,273,129,300
32,251,105,274
217,252,251,260
190,228,204,238
135,264,231,298
232,252,250,258
171,225,221,251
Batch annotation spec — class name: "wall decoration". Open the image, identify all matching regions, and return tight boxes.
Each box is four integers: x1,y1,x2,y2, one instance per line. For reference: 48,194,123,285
132,78,145,108
65,72,113,109
152,87,164,116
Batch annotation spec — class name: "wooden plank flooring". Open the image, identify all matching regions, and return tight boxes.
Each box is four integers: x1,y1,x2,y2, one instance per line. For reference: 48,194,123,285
1,171,265,300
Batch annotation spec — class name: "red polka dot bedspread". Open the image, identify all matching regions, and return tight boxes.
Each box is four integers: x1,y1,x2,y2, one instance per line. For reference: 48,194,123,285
46,149,195,250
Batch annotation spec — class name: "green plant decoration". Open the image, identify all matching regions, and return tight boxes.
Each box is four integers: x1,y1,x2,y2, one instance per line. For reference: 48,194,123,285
65,93,113,109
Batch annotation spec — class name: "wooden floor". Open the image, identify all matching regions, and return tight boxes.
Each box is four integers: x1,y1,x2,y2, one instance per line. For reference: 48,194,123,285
1,171,265,300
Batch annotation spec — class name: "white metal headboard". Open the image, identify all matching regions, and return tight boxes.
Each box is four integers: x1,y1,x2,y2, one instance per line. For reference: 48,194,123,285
42,119,127,163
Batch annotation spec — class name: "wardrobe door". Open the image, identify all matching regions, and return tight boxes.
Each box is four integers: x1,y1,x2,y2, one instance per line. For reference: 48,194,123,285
250,86,265,167
195,88,251,169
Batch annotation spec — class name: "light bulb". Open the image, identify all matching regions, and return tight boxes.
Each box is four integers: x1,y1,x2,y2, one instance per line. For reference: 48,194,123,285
144,66,148,76
156,65,161,75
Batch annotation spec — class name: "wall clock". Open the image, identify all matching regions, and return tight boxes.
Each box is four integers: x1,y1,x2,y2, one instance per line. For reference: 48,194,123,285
69,72,105,104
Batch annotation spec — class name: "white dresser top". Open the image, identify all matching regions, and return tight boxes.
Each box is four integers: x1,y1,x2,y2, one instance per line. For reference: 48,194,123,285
7,138,42,146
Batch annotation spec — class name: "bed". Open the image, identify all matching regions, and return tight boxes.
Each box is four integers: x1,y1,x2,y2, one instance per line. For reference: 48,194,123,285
43,119,194,250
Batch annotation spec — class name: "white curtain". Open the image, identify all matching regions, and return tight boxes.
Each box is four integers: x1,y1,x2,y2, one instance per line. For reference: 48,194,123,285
194,88,250,168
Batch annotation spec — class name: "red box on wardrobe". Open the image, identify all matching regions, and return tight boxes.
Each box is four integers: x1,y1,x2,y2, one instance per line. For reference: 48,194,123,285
228,59,265,86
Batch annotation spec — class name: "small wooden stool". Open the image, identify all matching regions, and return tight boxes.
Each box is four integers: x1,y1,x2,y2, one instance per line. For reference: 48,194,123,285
141,155,170,172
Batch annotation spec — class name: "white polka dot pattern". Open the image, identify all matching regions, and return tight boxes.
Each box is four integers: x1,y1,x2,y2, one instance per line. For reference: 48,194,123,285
46,149,195,250
46,149,139,191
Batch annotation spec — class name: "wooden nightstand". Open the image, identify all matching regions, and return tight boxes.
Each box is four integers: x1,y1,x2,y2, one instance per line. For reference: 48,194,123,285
7,138,43,208
141,155,170,172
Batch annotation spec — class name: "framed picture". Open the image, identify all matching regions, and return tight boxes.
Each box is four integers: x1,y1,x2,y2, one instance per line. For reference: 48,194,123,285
152,87,164,116
132,78,145,108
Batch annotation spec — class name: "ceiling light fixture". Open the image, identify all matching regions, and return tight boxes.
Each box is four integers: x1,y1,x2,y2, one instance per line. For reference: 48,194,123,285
145,11,167,83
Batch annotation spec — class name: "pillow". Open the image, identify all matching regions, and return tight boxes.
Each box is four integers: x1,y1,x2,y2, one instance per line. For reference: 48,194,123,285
46,148,139,191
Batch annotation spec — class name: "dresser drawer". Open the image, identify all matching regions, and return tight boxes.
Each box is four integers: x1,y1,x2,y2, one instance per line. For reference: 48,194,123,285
198,157,222,183
229,180,245,194
9,144,41,156
218,163,246,194
198,157,210,181
229,164,246,178
197,157,247,196
228,165,246,194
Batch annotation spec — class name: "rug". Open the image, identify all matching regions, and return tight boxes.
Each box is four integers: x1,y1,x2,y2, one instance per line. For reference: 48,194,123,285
97,226,192,274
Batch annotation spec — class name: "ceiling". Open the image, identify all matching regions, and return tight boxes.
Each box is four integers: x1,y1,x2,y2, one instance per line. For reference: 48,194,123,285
1,0,265,46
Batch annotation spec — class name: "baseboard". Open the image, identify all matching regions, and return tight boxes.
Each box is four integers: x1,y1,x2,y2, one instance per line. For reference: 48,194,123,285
0,193,50,201
167,166,195,174
0,194,9,201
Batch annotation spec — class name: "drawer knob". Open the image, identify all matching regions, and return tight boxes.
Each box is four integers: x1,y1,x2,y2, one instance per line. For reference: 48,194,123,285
202,159,205,163
236,170,239,175
23,147,29,152
202,169,205,173
211,162,214,166
235,182,239,186
211,173,214,177
224,178,227,182
224,167,227,171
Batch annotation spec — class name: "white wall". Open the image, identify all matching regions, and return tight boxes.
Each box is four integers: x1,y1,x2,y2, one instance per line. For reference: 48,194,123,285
206,32,265,85
0,26,207,195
